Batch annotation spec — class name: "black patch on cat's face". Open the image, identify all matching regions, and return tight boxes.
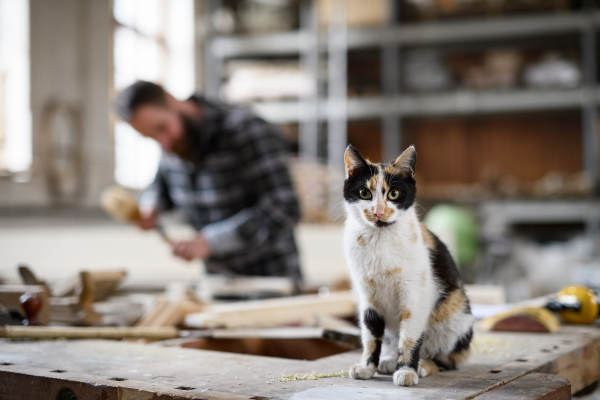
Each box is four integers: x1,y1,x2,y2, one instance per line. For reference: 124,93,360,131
383,170,416,211
343,163,379,204
343,159,417,212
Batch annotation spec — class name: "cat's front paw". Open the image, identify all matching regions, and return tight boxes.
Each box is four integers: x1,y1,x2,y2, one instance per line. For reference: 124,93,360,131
393,367,419,386
378,357,397,375
349,364,375,380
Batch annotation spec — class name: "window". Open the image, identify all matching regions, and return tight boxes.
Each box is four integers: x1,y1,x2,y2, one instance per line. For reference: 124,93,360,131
0,0,31,175
113,0,195,189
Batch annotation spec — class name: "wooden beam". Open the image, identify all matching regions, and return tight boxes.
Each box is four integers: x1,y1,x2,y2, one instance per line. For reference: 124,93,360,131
474,373,570,400
184,291,356,329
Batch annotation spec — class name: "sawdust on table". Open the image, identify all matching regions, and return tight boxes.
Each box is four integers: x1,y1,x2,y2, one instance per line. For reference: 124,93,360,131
471,335,516,357
278,370,349,382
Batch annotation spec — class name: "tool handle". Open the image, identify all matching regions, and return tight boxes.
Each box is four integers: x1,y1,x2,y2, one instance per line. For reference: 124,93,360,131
0,326,179,340
155,224,173,244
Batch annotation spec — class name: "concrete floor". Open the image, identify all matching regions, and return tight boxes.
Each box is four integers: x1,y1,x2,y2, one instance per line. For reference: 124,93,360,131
0,214,349,288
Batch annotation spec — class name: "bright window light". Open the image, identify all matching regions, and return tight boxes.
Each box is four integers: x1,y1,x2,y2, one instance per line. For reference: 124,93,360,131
113,0,194,189
0,0,31,173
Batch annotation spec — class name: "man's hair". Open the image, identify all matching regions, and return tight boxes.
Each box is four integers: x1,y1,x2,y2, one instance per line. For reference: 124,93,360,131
115,81,167,121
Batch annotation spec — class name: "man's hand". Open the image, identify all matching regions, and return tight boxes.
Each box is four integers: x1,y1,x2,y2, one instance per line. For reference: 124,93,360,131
136,207,158,230
171,234,211,261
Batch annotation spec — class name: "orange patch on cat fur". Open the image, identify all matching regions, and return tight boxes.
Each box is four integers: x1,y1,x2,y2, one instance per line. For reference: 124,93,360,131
357,236,366,247
368,296,382,311
407,220,418,242
418,359,440,377
448,349,471,367
399,337,416,351
382,207,395,220
362,209,378,222
429,289,466,326
399,352,411,363
436,348,471,369
420,222,435,250
398,338,416,363
363,277,376,287
366,167,390,192
382,267,402,276
364,339,378,356
366,169,380,190
399,309,412,322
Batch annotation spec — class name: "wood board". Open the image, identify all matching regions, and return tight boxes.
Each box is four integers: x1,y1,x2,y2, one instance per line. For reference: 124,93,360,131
0,324,596,399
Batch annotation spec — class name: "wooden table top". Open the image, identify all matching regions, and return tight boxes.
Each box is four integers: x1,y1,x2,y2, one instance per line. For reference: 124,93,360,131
0,324,597,400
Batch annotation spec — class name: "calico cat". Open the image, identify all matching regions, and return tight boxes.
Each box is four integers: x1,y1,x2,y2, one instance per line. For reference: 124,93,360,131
343,144,473,387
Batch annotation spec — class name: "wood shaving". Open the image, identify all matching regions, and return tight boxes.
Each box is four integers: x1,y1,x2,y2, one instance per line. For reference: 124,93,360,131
471,335,515,357
278,370,349,382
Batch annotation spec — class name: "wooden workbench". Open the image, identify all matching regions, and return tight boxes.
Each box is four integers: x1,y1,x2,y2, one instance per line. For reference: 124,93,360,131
0,324,597,400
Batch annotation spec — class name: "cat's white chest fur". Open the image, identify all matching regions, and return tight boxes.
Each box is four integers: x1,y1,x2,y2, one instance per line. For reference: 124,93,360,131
344,206,436,326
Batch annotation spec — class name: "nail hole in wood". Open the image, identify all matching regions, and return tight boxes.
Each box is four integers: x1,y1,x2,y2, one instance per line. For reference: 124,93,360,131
563,340,573,344
541,348,551,353
516,359,528,362
553,345,559,349
51,370,67,373
175,386,195,391
56,388,77,400
0,363,13,366
490,370,502,373
109,377,127,381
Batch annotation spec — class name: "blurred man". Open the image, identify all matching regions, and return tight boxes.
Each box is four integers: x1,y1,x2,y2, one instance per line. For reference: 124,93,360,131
115,81,301,282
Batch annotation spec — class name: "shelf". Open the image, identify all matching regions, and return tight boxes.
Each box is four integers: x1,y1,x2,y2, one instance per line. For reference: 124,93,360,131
249,88,591,124
209,11,597,59
210,31,308,58
347,11,589,49
480,199,600,238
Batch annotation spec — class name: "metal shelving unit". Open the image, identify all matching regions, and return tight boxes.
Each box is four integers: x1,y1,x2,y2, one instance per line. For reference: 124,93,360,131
202,1,600,191
208,11,600,58
249,88,597,123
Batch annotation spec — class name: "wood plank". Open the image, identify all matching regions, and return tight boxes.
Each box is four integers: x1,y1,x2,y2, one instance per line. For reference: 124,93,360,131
0,325,597,399
0,326,180,340
184,291,356,329
474,373,570,400
0,365,253,400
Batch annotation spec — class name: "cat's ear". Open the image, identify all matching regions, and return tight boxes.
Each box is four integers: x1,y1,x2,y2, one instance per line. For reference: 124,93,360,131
344,145,368,178
388,145,416,176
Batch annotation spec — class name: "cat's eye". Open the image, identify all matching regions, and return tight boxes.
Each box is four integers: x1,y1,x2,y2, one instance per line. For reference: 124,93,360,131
388,190,400,200
359,189,371,199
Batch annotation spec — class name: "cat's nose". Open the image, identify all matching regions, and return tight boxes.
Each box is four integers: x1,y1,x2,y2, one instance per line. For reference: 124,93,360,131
374,210,384,219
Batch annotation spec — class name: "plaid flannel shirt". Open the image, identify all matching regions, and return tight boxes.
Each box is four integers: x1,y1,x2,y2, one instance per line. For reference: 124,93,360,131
141,95,302,280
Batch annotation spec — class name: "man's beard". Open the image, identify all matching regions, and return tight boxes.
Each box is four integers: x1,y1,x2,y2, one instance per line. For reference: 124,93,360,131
169,115,203,163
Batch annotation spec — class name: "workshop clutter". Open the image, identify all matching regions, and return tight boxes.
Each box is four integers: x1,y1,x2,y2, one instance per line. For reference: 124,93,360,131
0,263,361,354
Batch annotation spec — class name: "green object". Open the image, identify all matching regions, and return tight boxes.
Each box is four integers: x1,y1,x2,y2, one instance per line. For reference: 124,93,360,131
423,205,478,269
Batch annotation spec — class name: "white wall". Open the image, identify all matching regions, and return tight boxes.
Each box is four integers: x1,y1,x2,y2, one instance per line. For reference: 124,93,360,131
0,0,114,207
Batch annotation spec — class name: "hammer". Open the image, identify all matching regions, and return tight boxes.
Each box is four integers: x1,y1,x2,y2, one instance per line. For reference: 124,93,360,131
100,186,172,244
